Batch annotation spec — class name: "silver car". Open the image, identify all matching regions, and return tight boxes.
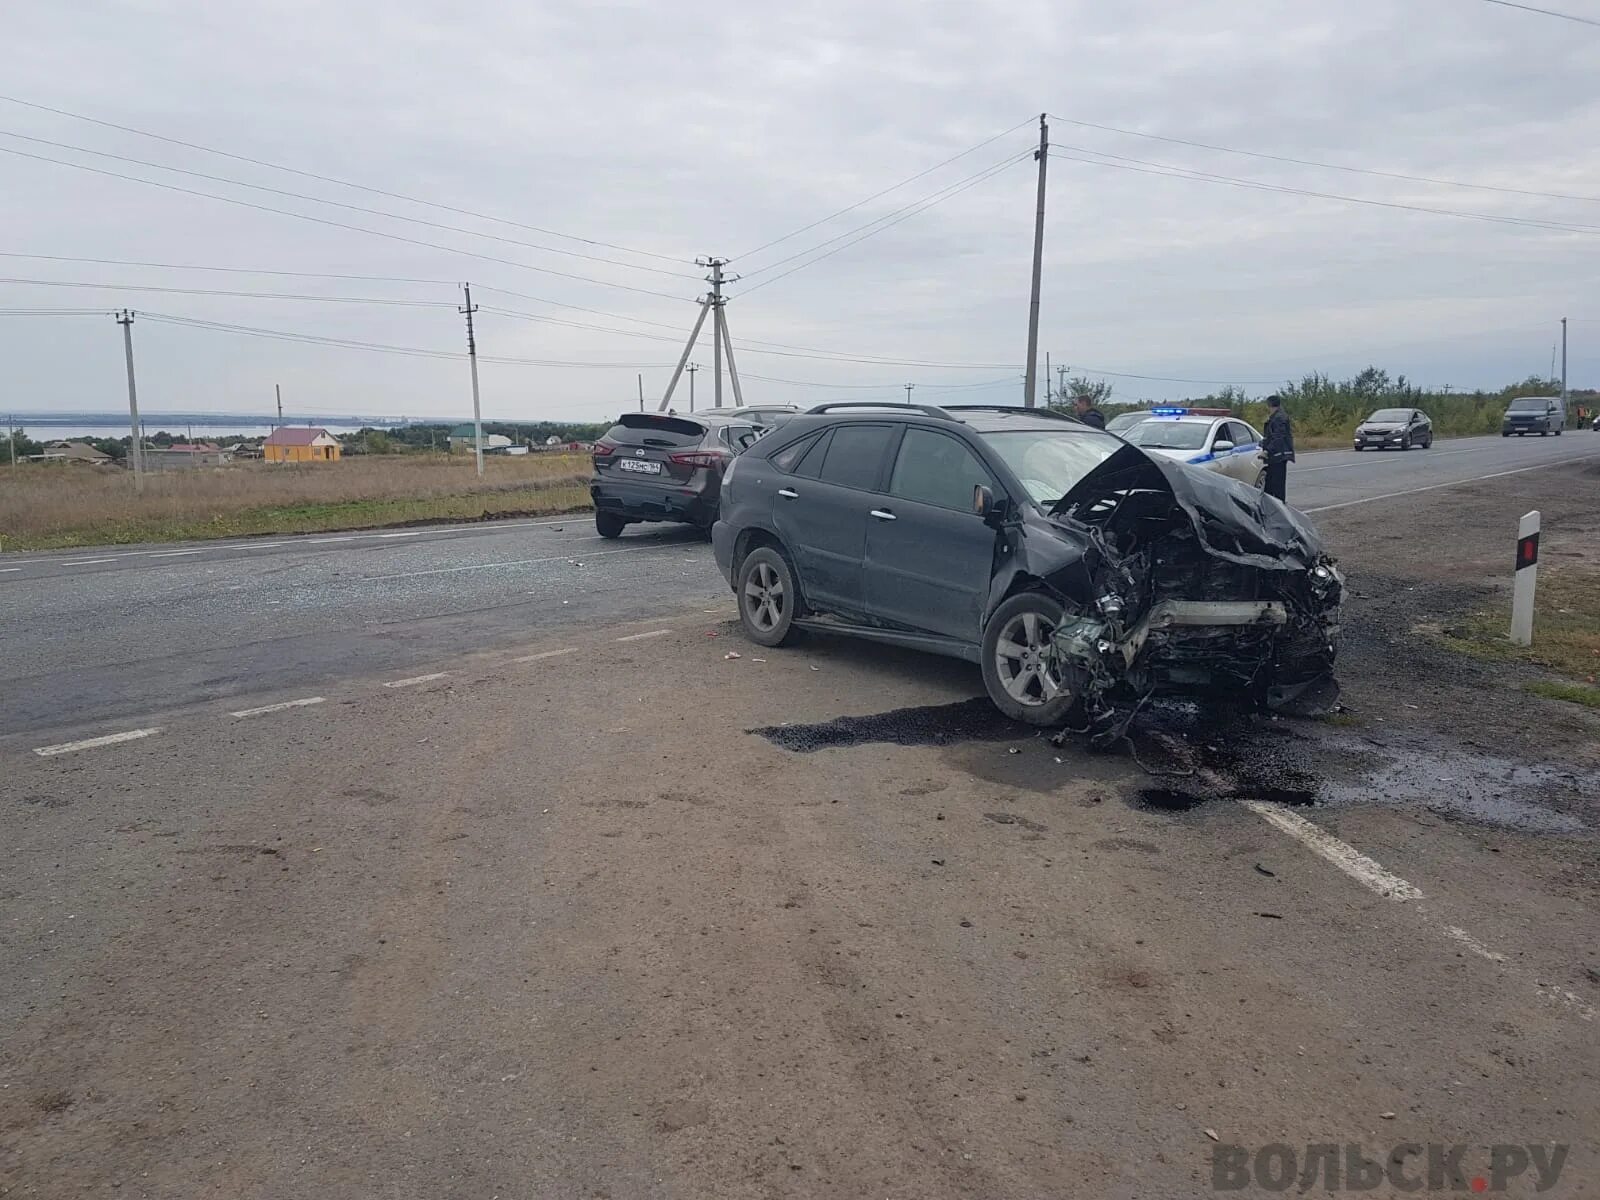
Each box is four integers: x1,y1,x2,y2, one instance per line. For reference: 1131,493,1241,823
1120,415,1267,488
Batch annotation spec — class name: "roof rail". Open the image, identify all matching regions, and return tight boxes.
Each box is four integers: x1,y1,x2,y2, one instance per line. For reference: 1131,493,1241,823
940,405,1083,423
804,401,958,420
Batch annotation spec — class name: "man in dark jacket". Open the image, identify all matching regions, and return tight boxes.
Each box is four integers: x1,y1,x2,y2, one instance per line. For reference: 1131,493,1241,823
1262,394,1294,501
1073,394,1106,429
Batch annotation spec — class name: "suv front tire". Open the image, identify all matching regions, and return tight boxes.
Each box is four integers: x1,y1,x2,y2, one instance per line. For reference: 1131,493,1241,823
981,592,1081,726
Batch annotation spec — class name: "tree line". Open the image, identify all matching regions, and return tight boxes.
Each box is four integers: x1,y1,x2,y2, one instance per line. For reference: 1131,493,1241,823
1049,368,1594,439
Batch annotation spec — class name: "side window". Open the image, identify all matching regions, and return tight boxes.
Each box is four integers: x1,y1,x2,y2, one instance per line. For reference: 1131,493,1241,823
888,428,995,512
1226,421,1255,446
816,424,894,491
769,432,818,472
730,424,759,450
792,430,833,478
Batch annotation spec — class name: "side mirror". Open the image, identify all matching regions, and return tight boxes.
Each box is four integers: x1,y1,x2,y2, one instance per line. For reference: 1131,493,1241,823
973,484,994,515
1212,439,1235,452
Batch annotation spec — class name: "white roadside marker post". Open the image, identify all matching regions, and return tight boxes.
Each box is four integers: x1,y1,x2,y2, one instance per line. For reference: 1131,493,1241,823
1510,510,1540,646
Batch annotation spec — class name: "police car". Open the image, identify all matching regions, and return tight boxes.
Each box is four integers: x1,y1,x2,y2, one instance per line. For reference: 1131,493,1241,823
1118,407,1267,488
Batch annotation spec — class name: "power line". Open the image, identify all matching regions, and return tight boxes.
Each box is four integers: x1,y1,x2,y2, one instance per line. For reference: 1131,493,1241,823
0,277,456,307
1473,0,1600,27
0,251,460,286
739,152,1032,297
1047,147,1600,235
0,256,696,334
0,129,703,280
739,371,1022,391
1047,113,1600,205
0,145,699,302
734,117,1038,261
137,311,674,368
739,148,1034,280
0,93,690,264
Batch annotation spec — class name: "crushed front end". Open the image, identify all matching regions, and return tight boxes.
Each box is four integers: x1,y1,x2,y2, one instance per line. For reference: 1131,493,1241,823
1043,447,1343,736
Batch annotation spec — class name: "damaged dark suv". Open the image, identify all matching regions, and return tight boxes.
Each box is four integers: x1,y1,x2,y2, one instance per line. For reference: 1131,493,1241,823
711,403,1342,731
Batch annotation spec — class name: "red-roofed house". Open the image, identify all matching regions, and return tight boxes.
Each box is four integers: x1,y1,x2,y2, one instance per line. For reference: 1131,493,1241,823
263,427,341,463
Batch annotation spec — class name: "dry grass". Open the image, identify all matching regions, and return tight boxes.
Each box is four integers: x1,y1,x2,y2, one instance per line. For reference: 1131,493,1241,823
0,453,590,549
1439,568,1600,701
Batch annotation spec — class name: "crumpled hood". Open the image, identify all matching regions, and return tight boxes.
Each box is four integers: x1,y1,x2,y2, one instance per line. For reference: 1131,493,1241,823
1054,444,1325,571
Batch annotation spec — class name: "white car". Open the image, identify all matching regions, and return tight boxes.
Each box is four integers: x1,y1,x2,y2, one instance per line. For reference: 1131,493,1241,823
1120,414,1267,488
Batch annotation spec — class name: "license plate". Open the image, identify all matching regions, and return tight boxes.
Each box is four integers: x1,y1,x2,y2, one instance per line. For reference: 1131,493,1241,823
618,459,662,474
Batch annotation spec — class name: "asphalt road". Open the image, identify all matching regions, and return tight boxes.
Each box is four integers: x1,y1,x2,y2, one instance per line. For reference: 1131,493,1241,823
2,431,1596,740
3,437,1597,1197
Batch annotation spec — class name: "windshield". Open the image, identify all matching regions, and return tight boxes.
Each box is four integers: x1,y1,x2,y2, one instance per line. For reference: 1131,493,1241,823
980,430,1122,506
1509,398,1554,411
1122,421,1211,450
1105,412,1151,433
1366,409,1410,422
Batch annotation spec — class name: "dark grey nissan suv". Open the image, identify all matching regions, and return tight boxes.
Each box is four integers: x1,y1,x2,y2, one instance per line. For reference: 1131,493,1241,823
711,403,1343,729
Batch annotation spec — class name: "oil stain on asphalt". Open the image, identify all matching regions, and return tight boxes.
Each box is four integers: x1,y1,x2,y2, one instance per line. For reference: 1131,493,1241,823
749,697,1024,753
753,697,1591,835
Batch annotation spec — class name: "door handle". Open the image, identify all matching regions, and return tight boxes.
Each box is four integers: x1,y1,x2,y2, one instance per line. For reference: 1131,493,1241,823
777,487,798,499
869,508,896,521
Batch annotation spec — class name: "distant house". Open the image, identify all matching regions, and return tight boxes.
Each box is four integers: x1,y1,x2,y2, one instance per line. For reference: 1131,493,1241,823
40,441,114,466
448,424,512,453
263,427,341,463
143,442,232,470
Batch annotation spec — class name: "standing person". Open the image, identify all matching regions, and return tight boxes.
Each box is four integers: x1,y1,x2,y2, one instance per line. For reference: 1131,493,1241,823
1073,394,1106,429
1262,394,1295,502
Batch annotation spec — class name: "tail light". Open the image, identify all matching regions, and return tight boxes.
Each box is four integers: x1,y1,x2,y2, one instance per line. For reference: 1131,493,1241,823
669,449,729,469
593,440,617,458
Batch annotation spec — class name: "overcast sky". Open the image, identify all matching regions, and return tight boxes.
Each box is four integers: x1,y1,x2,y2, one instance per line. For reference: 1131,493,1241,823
2,0,1596,424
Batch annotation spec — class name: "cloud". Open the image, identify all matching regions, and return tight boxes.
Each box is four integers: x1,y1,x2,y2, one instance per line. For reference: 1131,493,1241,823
1,0,1595,424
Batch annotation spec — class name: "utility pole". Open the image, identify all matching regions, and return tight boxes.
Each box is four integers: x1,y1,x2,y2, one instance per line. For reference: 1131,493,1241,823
1560,317,1568,399
1023,113,1049,408
5,416,16,469
709,259,725,408
904,383,915,403
116,310,144,490
687,362,699,412
660,257,744,410
275,383,283,429
1045,352,1052,405
637,373,645,412
1057,363,1067,407
460,283,484,477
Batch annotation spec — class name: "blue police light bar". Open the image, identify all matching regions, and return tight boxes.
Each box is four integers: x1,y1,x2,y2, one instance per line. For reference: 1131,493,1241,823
1150,406,1188,416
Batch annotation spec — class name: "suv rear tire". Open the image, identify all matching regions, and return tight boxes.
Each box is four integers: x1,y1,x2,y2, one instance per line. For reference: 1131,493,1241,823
981,592,1082,726
737,547,798,647
595,512,627,539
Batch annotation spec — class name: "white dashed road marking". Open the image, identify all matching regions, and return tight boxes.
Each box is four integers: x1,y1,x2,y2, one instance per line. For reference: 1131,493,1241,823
309,536,358,544
375,542,683,582
1444,926,1506,963
59,557,118,566
229,697,327,718
615,629,671,642
0,568,19,573
512,647,579,663
1243,801,1423,900
383,672,449,688
34,728,162,756
1246,801,1592,1021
